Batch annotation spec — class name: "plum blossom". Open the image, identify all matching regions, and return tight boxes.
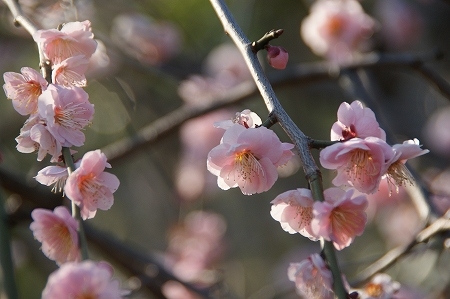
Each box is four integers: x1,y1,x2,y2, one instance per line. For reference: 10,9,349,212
41,260,125,299
214,109,262,130
166,211,227,282
3,67,48,115
111,13,181,65
331,101,386,141
207,124,294,195
356,273,401,299
384,139,429,193
38,84,94,147
301,0,376,64
35,160,81,193
52,55,90,87
270,188,317,240
266,45,289,70
33,20,97,64
30,206,80,265
320,137,394,194
64,150,120,220
288,253,334,299
312,188,368,250
15,114,62,162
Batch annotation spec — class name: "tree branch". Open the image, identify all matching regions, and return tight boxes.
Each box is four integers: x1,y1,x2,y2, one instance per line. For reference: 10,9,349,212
352,212,450,286
208,0,347,298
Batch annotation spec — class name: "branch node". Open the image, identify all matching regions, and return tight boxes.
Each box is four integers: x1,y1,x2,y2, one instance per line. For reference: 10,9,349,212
251,29,284,53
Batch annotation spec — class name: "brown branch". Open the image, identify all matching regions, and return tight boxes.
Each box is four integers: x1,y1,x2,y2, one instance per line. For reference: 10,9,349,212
102,51,445,165
352,212,450,286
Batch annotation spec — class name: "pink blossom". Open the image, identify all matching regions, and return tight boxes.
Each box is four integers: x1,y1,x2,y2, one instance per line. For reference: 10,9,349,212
162,281,201,299
267,45,289,70
301,0,376,64
356,273,401,299
111,14,181,65
287,253,334,299
41,260,125,299
331,101,386,141
207,124,294,195
214,109,262,130
312,188,368,250
15,114,62,162
38,84,94,147
52,55,89,87
320,137,394,194
270,188,318,240
166,211,227,282
35,160,80,193
33,20,97,64
384,139,429,192
3,67,48,115
64,150,120,220
29,206,80,265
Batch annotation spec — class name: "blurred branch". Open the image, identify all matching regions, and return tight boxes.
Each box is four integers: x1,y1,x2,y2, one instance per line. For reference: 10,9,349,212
352,211,450,286
0,166,222,299
103,50,446,165
0,188,18,299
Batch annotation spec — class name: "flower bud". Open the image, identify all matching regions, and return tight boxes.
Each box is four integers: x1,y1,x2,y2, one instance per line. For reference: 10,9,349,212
266,45,288,69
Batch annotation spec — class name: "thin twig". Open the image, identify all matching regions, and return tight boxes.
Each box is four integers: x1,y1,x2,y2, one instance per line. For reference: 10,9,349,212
102,51,445,165
352,212,450,286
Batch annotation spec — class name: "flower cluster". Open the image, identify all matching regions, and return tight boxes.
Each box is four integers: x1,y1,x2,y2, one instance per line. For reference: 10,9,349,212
3,20,124,297
207,110,294,195
268,100,428,297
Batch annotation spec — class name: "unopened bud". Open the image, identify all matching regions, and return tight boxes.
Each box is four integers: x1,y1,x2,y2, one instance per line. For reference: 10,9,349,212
267,45,288,69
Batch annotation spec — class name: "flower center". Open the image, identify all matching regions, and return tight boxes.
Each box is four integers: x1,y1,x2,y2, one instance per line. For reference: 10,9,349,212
291,201,313,227
365,282,383,297
54,103,90,129
385,161,414,195
50,222,73,254
234,151,264,182
326,15,345,37
346,149,377,181
342,124,357,140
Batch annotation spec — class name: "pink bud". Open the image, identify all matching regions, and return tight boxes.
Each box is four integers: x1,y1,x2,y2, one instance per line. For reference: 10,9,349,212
267,45,288,69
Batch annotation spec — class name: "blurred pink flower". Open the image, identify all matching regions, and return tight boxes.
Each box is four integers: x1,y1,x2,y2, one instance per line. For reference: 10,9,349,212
331,101,386,141
424,106,450,158
33,20,97,64
30,206,80,265
15,114,62,162
64,150,120,220
214,109,262,130
320,137,394,194
270,188,318,240
111,13,181,65
312,187,367,250
301,0,376,64
384,139,429,193
166,211,226,282
288,253,334,299
356,273,400,299
52,55,89,87
267,45,289,70
375,0,423,50
3,67,48,115
38,84,94,147
207,124,294,195
41,260,125,299
162,281,201,299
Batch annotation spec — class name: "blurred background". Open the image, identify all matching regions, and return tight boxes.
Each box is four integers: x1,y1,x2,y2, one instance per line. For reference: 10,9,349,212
1,0,450,298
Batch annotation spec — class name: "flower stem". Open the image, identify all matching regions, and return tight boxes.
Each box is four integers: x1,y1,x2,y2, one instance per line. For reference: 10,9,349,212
62,147,89,260
0,189,18,299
